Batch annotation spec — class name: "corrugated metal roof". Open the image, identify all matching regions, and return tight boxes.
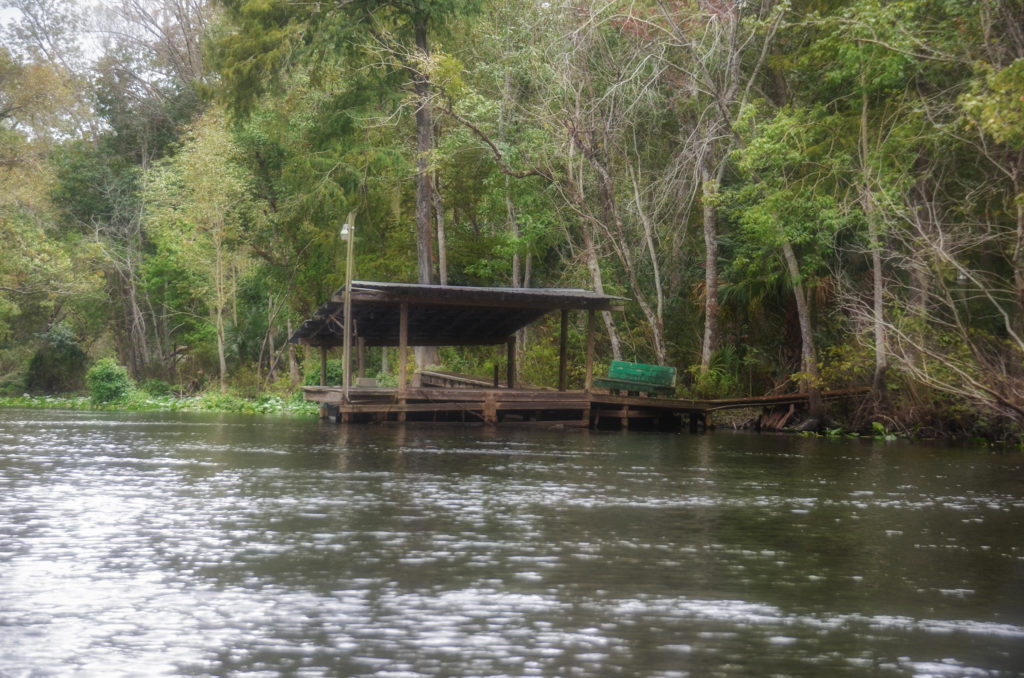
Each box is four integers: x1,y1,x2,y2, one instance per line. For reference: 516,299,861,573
290,281,625,347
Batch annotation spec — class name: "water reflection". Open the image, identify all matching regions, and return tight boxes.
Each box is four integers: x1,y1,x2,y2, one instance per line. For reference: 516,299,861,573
1,410,1022,675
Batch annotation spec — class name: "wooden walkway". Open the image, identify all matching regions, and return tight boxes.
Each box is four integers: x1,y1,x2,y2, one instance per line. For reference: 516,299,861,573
302,383,868,432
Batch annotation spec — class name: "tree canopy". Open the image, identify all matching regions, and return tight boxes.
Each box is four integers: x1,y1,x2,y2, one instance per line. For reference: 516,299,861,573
1,0,1022,439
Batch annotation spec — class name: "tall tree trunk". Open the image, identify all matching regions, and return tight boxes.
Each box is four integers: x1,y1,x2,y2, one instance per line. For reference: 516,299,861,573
143,292,164,379
214,239,228,393
215,305,227,394
499,15,521,291
159,283,175,384
414,18,434,286
655,0,785,371
581,217,622,360
288,318,300,389
782,241,825,422
631,166,666,357
508,189,521,288
1013,165,1024,335
699,162,719,373
433,181,447,285
860,88,888,400
413,16,439,372
508,189,530,351
567,145,622,359
267,295,277,383
1011,165,1024,384
869,226,887,395
124,267,150,378
581,142,667,364
904,179,934,404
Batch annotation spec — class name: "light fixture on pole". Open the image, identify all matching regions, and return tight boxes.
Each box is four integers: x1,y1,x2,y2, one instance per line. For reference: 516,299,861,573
340,210,357,404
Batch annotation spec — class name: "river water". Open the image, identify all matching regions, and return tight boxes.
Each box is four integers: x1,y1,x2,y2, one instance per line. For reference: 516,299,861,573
1,408,1022,677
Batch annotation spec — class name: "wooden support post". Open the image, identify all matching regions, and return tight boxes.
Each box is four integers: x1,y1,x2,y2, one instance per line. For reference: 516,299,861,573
398,302,409,396
559,308,569,392
341,211,356,403
357,337,366,379
319,345,328,420
582,313,594,423
398,302,408,423
584,309,595,393
493,364,499,388
483,393,497,426
507,335,516,389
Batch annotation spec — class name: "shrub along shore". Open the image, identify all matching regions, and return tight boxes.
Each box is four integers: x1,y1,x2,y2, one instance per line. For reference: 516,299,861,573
0,356,319,415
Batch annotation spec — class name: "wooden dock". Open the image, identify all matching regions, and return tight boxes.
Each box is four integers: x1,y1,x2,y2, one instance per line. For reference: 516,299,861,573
301,384,869,432
291,281,868,432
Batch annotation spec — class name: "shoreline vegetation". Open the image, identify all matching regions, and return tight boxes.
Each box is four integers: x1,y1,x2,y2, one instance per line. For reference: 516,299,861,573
0,392,320,417
1,390,1015,448
0,356,1017,444
0,354,1014,444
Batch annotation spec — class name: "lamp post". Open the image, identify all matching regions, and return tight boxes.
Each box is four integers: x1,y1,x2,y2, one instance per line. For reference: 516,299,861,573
340,210,357,404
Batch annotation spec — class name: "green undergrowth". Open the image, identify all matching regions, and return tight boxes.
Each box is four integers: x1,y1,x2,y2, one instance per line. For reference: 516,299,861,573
0,391,320,416
800,422,900,441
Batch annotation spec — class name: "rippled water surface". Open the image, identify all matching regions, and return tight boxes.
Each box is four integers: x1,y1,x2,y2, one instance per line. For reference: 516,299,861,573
1,409,1023,676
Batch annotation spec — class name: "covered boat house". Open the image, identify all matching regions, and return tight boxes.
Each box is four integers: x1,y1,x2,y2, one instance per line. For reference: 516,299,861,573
290,281,691,428
290,281,867,430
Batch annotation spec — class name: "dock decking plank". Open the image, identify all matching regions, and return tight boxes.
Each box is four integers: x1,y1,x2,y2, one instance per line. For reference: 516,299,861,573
302,384,867,430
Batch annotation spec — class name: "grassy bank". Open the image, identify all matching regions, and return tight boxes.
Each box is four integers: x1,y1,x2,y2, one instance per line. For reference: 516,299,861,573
0,391,320,416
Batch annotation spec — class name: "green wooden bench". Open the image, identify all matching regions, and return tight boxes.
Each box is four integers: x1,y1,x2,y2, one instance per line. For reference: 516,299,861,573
593,360,676,397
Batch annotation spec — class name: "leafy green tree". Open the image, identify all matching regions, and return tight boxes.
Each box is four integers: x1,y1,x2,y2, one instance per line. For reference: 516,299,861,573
36,0,208,382
959,14,1024,353
24,323,87,393
655,0,787,374
51,137,158,378
145,108,262,392
904,0,1024,424
227,65,418,306
212,0,485,287
0,0,93,135
770,0,1024,429
730,105,854,421
784,0,928,403
424,0,589,365
0,44,102,388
